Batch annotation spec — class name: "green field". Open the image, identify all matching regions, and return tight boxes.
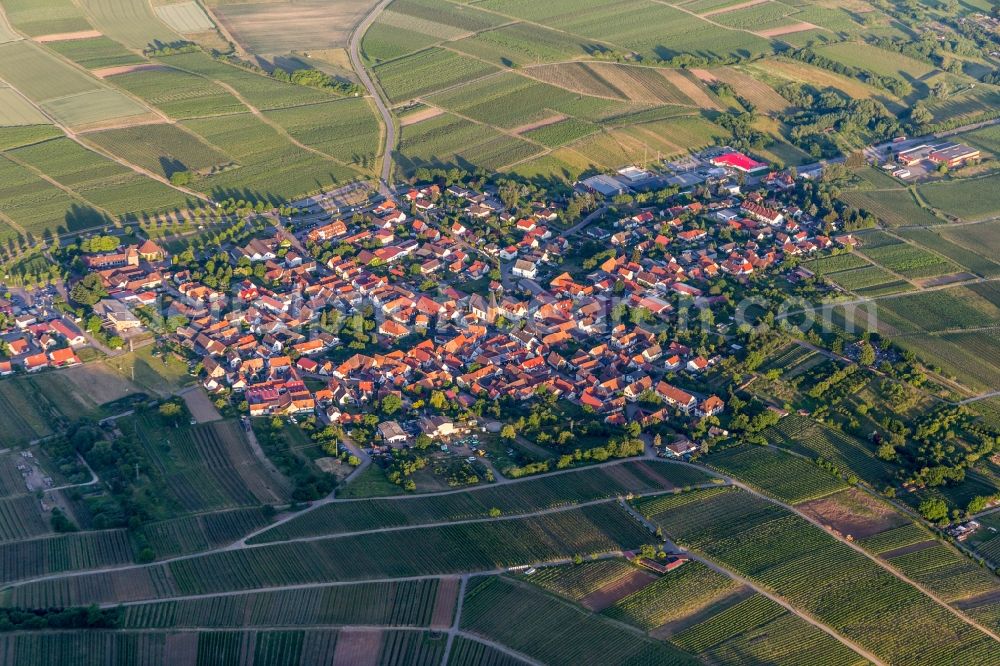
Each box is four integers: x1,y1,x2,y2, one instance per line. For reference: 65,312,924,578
707,445,848,504
636,486,1000,665
462,576,696,666
7,136,191,218
763,415,895,488
396,111,541,175
861,242,960,279
0,40,150,128
0,530,134,584
84,123,233,178
45,36,145,70
76,0,180,49
262,98,381,169
896,227,1000,278
839,188,942,227
2,504,655,606
523,558,642,601
121,579,446,628
374,48,499,103
108,66,247,119
672,593,866,665
250,460,713,543
919,174,1000,222
2,0,92,37
602,561,741,630
180,112,361,201
124,414,290,515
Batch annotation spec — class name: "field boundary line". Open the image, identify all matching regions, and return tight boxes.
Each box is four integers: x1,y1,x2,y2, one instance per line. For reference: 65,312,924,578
5,479,723,589
439,575,468,666
716,473,1000,644
0,143,117,221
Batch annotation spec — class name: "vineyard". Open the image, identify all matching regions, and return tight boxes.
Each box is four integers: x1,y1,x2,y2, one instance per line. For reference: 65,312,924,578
862,242,959,280
897,228,1000,278
635,487,1000,665
884,542,999,603
601,561,742,630
167,504,654,597
671,593,786,653
446,636,530,666
764,415,895,487
0,530,133,584
522,559,641,601
879,286,1000,332
250,459,712,543
129,415,289,514
706,445,848,504
803,252,871,275
0,495,50,542
122,579,444,629
461,576,696,666
136,507,274,558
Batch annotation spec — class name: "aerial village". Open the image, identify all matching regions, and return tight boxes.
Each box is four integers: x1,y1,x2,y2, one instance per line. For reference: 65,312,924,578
0,141,980,465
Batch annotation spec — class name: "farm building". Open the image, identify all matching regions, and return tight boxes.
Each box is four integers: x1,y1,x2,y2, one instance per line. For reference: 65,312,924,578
377,420,408,446
710,152,768,173
928,143,980,168
580,174,628,197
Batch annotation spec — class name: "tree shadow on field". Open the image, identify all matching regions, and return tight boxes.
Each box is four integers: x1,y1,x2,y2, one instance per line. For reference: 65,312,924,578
63,203,114,234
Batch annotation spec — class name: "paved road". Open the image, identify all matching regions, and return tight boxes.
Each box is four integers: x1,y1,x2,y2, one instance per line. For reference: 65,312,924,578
348,0,396,196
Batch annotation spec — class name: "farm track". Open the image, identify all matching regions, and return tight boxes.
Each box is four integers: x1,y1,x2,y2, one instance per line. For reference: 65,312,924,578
698,464,1000,645
1,469,725,589
349,0,396,194
618,496,884,666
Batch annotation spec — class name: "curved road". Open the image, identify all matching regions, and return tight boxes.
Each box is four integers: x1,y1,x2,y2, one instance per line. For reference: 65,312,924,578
348,0,396,196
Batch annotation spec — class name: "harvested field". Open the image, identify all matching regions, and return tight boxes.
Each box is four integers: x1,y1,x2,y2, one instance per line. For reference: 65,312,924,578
33,30,103,42
660,69,720,110
701,0,771,16
512,114,567,134
399,106,443,126
332,629,381,666
91,63,167,78
209,0,377,55
55,359,141,406
430,578,459,629
757,22,818,37
579,568,657,611
182,388,222,423
797,488,907,539
707,67,789,113
154,2,214,34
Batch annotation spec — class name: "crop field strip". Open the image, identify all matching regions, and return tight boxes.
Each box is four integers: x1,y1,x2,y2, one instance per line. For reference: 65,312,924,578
706,445,848,504
127,415,289,514
0,628,343,666
136,507,274,559
461,575,697,666
670,591,870,666
519,558,644,602
120,579,447,629
2,502,656,607
0,40,153,129
0,530,134,584
601,561,743,631
635,486,1000,665
764,415,896,488
2,0,93,38
0,494,50,542
447,635,532,666
249,459,714,543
